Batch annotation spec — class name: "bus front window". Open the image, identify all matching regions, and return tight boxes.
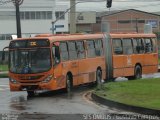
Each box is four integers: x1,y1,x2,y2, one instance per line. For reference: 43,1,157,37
10,48,51,74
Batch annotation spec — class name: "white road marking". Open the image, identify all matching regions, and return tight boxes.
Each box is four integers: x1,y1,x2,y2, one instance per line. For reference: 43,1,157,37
0,85,8,87
0,84,9,91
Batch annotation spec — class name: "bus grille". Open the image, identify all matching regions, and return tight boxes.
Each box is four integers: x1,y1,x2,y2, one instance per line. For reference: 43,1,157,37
18,75,44,80
21,85,39,91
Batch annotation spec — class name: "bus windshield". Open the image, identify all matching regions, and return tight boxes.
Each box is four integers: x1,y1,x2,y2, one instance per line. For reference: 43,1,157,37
9,48,51,74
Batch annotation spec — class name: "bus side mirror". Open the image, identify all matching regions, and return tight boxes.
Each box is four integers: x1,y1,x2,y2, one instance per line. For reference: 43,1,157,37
2,51,5,61
2,46,9,61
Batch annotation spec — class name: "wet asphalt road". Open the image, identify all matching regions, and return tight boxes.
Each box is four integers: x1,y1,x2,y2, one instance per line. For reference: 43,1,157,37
0,78,135,120
0,73,159,120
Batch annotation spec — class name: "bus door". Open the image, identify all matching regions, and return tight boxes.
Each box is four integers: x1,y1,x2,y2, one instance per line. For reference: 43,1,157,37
122,38,134,76
143,38,158,73
112,38,124,77
67,41,79,86
76,41,86,84
52,43,64,88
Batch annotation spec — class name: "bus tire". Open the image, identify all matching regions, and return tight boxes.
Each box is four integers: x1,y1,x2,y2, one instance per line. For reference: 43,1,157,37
66,74,72,93
96,69,102,85
134,65,142,79
27,91,35,97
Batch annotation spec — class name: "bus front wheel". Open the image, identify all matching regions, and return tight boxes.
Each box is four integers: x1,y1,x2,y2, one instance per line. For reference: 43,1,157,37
27,91,35,97
134,65,142,79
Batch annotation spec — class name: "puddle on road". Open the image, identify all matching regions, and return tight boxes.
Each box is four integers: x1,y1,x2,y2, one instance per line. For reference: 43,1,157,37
8,90,75,112
8,85,93,113
10,95,29,111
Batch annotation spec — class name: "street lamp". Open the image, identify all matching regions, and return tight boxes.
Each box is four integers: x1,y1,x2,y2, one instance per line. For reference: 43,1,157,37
12,0,24,38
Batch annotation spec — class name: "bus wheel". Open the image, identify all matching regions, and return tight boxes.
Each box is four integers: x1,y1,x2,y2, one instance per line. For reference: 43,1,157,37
134,65,142,79
27,91,35,97
96,69,102,86
66,75,72,93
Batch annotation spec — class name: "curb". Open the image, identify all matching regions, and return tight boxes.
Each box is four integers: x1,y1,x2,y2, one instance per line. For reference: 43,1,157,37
0,71,8,74
91,93,160,116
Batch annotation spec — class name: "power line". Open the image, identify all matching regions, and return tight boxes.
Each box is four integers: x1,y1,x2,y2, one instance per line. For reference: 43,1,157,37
60,0,160,2
74,0,160,12
1,0,160,13
111,3,160,11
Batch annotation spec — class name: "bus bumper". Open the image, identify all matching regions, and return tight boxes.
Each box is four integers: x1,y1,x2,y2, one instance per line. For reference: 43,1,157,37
9,79,61,91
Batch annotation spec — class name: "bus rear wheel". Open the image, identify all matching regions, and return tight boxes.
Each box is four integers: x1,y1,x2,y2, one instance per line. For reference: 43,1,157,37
134,65,142,79
66,75,72,93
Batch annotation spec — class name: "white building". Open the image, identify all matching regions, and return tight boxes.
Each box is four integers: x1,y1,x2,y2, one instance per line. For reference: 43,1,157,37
0,0,69,40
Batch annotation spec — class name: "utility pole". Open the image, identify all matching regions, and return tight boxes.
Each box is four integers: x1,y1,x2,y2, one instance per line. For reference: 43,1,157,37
52,0,56,34
52,1,80,34
70,0,76,34
12,0,24,38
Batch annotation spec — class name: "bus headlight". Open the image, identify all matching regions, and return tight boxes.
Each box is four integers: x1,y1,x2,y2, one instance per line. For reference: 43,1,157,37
9,78,18,84
42,75,53,83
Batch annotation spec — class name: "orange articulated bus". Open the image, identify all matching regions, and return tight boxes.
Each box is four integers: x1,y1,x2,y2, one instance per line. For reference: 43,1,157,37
4,33,158,96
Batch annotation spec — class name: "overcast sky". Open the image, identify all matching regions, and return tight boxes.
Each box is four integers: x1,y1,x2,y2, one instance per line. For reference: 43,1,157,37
57,0,160,13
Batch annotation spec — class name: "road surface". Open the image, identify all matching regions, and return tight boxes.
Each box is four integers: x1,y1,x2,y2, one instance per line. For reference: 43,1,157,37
0,72,159,119
0,78,135,120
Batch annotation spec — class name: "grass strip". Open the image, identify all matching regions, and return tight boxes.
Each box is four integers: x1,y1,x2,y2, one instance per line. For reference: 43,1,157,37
0,65,8,71
94,78,160,110
0,74,8,78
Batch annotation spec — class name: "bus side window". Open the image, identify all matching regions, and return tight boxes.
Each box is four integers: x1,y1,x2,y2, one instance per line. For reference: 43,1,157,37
132,39,138,54
151,38,157,53
68,41,78,60
137,39,144,53
52,45,60,65
122,38,133,55
113,39,123,55
59,42,69,61
144,38,153,53
95,39,103,56
76,41,85,59
87,40,96,58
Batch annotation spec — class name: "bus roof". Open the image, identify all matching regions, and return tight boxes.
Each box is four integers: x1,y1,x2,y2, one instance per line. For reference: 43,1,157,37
110,33,156,38
14,33,156,43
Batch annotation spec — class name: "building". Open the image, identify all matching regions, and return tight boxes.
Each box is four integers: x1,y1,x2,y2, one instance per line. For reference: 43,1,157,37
69,11,97,33
0,0,69,40
101,9,160,33
0,40,10,64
